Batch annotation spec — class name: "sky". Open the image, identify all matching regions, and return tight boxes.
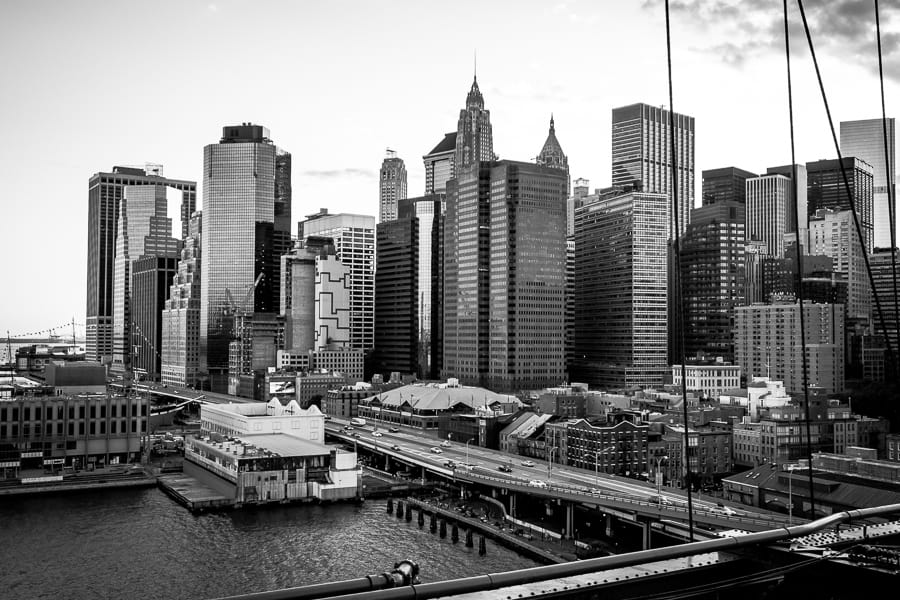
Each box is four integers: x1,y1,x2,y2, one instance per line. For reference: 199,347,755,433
1,0,898,340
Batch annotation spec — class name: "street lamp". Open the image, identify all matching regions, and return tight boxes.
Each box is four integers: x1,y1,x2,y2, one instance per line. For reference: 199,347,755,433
787,464,796,525
583,452,599,488
654,455,669,500
465,438,474,468
548,446,558,484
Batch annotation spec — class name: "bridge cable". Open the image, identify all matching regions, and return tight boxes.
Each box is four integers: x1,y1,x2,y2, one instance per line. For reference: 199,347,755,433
782,0,815,516
796,0,897,373
875,0,900,377
664,0,695,542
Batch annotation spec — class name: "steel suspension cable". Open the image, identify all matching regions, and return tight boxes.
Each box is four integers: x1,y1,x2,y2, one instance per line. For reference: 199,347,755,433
796,0,897,371
665,0,694,542
875,0,900,377
783,0,816,517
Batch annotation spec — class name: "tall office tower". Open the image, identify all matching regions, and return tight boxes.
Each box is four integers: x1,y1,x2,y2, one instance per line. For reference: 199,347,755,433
680,201,746,362
454,76,494,171
807,158,875,253
272,148,293,312
110,185,180,375
411,195,444,379
86,165,195,363
611,103,695,240
746,173,792,259
379,150,407,222
870,248,900,370
298,210,376,355
161,212,202,388
443,161,567,390
424,132,456,194
201,124,278,391
841,119,896,249
734,302,845,395
536,115,570,193
767,164,809,251
572,190,669,388
809,209,871,323
131,256,178,379
701,167,757,206
374,199,418,377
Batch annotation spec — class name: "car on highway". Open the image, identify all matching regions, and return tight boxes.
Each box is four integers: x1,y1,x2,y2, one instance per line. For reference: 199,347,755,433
343,425,354,431
440,440,451,448
371,432,382,437
520,460,535,467
351,432,361,438
430,447,443,454
444,460,457,468
390,444,401,451
713,503,737,516
528,480,547,488
497,464,512,473
648,495,671,505
389,427,400,433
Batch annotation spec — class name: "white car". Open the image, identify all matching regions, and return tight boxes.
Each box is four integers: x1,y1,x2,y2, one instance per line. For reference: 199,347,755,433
528,480,547,488
521,460,536,467
371,432,383,437
714,503,737,516
430,447,443,454
440,440,451,448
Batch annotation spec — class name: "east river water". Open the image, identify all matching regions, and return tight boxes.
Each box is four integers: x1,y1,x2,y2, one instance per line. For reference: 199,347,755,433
0,488,538,600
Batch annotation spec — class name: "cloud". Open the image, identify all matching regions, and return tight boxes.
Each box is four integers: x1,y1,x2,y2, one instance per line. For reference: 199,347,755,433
642,0,900,82
207,3,218,13
300,168,376,180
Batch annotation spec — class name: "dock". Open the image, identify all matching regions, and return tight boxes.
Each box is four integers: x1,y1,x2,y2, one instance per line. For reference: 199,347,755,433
405,497,568,564
157,473,234,513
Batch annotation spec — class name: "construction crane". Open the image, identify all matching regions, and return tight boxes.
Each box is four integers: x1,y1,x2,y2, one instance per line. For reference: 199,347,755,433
221,273,265,324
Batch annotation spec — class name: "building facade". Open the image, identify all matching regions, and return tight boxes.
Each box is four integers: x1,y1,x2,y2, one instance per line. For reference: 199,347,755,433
611,103,695,241
734,302,845,395
807,157,875,253
424,132,456,194
86,165,195,363
840,119,895,250
680,201,746,362
200,124,280,391
298,211,375,356
572,190,669,388
379,150,407,223
161,212,202,388
746,173,791,259
701,166,756,206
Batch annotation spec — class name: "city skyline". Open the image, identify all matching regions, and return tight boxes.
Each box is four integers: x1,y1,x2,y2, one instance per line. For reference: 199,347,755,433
2,0,900,336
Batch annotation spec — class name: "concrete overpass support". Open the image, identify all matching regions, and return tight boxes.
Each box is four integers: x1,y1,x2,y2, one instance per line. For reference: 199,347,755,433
641,519,652,550
509,493,516,519
565,503,574,540
605,514,614,538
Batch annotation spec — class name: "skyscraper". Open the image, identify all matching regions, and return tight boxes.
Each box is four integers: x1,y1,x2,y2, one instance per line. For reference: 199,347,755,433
298,210,376,357
680,201,746,362
573,189,669,388
746,173,792,259
161,212,202,388
766,164,808,252
200,124,279,391
807,158,875,253
379,150,407,223
611,103,695,240
423,133,456,194
809,208,871,323
536,115,570,193
701,167,757,206
86,165,195,363
443,161,568,391
111,184,180,375
374,199,418,378
131,255,178,379
841,118,896,249
454,76,493,171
